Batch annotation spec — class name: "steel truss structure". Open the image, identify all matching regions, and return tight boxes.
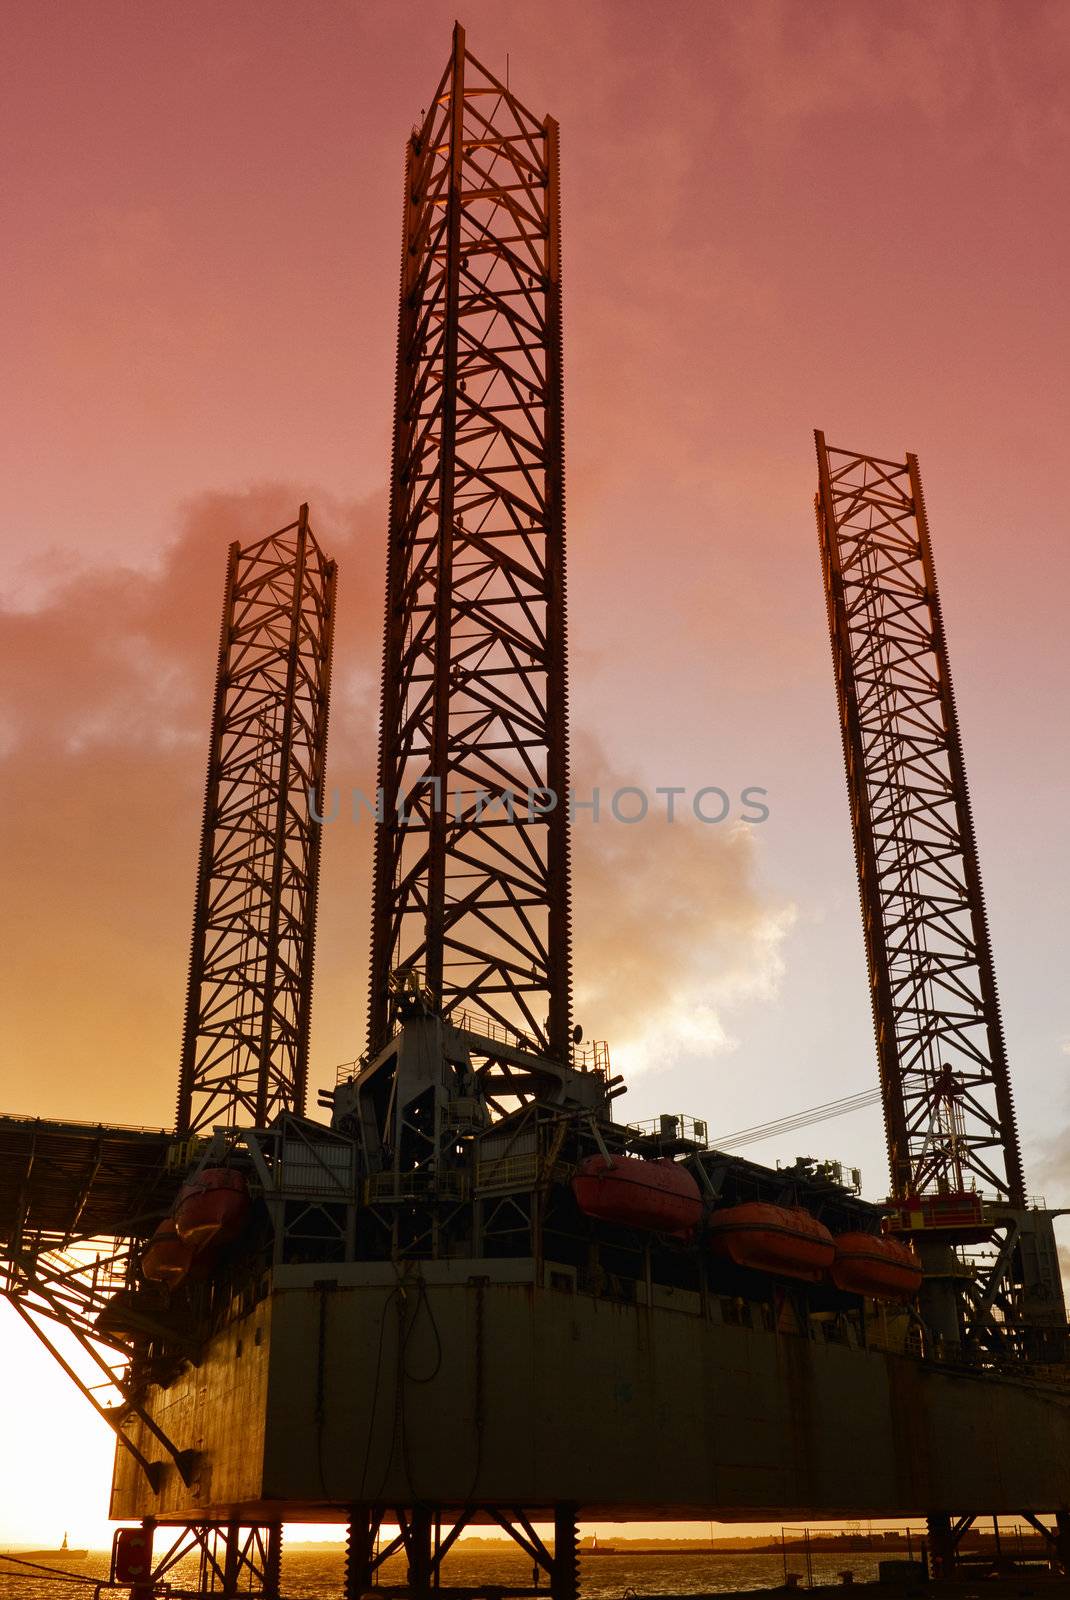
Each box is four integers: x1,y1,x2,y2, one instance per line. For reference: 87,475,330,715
8,29,1070,1600
343,1503,580,1600
927,1512,1070,1581
177,508,337,1134
814,433,1024,1210
0,1230,194,1490
813,434,1070,1361
103,1522,283,1600
0,1116,190,1488
369,24,572,1059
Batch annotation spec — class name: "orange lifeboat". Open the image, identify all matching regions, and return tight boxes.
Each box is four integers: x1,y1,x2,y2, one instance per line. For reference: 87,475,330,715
831,1232,922,1300
174,1168,250,1251
141,1218,195,1286
572,1155,703,1237
707,1203,835,1281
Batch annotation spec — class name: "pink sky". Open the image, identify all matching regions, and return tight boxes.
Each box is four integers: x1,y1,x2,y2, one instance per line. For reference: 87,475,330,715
1,0,1068,1544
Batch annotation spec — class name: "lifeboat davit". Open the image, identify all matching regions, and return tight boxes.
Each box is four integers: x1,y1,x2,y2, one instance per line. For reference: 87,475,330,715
141,1219,195,1286
831,1232,922,1300
707,1203,835,1281
174,1168,250,1250
572,1155,703,1237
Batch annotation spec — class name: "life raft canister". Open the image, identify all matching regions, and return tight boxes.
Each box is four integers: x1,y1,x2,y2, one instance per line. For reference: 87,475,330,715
571,1154,704,1237
174,1167,251,1251
706,1202,835,1282
830,1231,922,1300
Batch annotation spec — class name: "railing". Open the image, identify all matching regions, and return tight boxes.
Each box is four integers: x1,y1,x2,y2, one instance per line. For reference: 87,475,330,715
453,1009,610,1075
452,1008,535,1051
864,1306,923,1360
572,1038,610,1075
364,1170,468,1203
334,1015,610,1080
335,1056,368,1085
474,1152,541,1192
0,1112,172,1135
629,1113,710,1147
165,1134,209,1171
776,1156,862,1194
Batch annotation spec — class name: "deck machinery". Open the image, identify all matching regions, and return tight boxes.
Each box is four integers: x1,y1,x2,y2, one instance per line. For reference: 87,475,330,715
2,25,1069,1600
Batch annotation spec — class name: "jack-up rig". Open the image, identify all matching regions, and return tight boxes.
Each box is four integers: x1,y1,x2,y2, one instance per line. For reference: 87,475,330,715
2,27,1068,1600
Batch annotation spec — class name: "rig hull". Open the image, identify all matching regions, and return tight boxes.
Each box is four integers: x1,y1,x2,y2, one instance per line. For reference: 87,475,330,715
111,1263,1070,1523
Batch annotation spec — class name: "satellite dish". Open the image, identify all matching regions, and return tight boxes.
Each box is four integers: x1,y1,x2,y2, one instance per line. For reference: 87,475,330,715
572,1024,583,1045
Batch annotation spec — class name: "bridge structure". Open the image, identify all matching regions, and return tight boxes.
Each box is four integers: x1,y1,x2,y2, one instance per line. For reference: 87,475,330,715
1,27,1069,1600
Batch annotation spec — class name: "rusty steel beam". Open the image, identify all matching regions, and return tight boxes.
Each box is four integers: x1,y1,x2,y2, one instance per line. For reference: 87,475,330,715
0,1230,194,1490
176,508,337,1135
368,25,572,1058
814,432,1024,1209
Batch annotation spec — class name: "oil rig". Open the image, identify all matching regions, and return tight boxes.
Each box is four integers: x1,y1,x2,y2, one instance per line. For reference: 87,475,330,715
2,26,1069,1600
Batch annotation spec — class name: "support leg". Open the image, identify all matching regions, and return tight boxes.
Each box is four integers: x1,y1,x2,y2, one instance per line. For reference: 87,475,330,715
407,1506,434,1600
1055,1512,1070,1576
344,1508,378,1600
927,1514,954,1582
551,1505,579,1600
263,1525,283,1600
222,1523,241,1599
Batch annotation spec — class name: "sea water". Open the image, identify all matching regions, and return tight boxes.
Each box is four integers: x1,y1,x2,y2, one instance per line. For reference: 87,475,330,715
0,1546,891,1599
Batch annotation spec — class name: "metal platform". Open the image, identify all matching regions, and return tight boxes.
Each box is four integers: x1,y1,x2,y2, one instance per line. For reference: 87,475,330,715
0,1114,175,1241
110,1260,1070,1524
3,29,1069,1600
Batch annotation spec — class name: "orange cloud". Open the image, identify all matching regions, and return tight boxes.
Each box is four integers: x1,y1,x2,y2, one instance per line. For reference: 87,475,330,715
0,486,384,1125
0,486,791,1126
570,733,794,1083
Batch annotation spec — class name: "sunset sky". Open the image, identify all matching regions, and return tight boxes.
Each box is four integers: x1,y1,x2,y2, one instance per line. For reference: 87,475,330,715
2,0,1069,1547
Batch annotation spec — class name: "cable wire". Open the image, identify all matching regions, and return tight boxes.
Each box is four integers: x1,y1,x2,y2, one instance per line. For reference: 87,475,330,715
712,1087,882,1150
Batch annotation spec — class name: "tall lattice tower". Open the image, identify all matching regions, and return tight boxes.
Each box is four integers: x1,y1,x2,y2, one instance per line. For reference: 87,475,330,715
368,25,571,1059
812,433,1070,1360
814,433,1024,1213
176,507,337,1135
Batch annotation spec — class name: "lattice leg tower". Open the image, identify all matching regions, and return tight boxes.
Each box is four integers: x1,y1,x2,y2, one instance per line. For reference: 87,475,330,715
177,506,337,1135
368,24,572,1059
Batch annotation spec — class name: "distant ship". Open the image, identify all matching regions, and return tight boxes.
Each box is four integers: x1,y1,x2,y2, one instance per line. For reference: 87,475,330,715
10,1534,88,1563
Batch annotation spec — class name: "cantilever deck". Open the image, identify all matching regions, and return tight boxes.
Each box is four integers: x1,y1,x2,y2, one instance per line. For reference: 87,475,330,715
0,1115,175,1242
